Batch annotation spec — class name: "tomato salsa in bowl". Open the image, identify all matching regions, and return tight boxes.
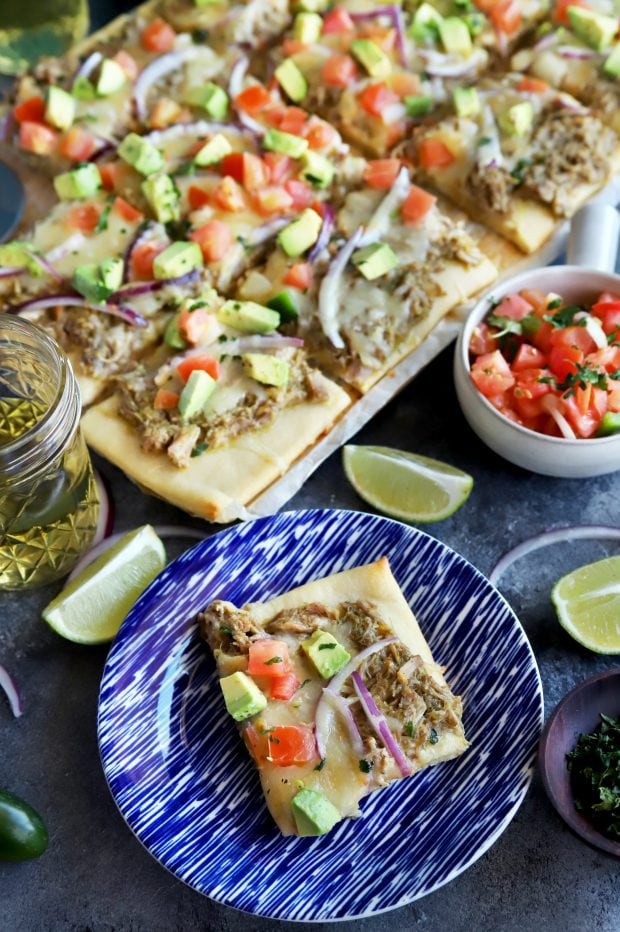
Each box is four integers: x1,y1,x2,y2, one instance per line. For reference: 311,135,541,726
454,266,620,478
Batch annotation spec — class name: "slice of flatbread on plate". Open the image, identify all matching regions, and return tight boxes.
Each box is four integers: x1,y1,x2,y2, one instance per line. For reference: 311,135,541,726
199,557,468,836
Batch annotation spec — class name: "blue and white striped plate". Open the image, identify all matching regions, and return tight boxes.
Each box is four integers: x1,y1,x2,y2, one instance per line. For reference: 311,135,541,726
98,509,543,922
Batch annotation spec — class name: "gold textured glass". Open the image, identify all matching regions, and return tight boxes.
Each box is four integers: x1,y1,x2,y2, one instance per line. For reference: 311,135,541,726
0,317,99,589
0,0,89,75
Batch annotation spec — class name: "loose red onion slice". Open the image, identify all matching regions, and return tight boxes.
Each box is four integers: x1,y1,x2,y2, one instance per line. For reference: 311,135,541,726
0,266,23,279
67,524,206,583
0,664,23,718
308,204,334,262
92,468,115,546
352,671,412,776
228,54,249,99
361,165,410,247
489,526,620,587
540,393,576,439
350,6,408,68
109,267,200,301
74,50,103,82
316,690,364,759
8,294,147,327
557,45,605,59
556,92,590,114
134,46,203,121
418,48,486,77
318,227,363,348
246,216,291,246
122,221,156,283
24,249,65,284
534,30,558,51
574,312,608,350
45,233,85,264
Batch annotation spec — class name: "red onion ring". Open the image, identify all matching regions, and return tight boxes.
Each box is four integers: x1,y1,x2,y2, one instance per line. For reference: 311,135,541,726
320,691,365,758
557,45,605,60
8,294,147,327
308,204,334,263
350,6,408,68
134,46,203,121
0,664,23,718
533,31,558,52
352,670,412,776
122,221,156,283
0,266,23,279
489,526,620,588
24,249,65,284
318,226,364,349
74,50,103,82
246,216,292,245
109,267,200,301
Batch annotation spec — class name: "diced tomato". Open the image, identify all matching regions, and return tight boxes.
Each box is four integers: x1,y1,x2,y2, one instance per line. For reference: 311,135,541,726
401,184,436,225
310,199,325,218
517,77,550,94
245,724,316,766
512,389,548,421
469,322,498,356
322,54,357,87
554,0,589,25
176,352,220,381
548,343,584,381
263,152,292,184
490,0,521,34
153,388,179,410
363,158,401,190
278,106,307,136
211,177,247,212
418,137,454,169
19,121,58,155
252,185,294,215
284,178,313,210
220,152,244,183
149,97,183,130
322,7,355,33
112,50,139,81
131,241,165,280
592,300,620,336
386,121,407,148
470,350,516,397
587,344,620,374
235,84,272,114
519,288,548,314
495,293,534,321
270,673,301,701
608,380,620,412
242,153,269,192
282,38,308,56
283,261,312,290
187,185,210,210
67,204,101,234
513,367,552,400
594,291,620,305
562,387,607,438
531,319,554,354
511,344,546,372
304,117,338,150
113,196,143,223
99,161,121,192
359,82,398,118
390,72,420,99
265,106,286,128
14,96,45,125
141,17,176,53
247,639,292,677
190,219,234,261
58,126,98,162
549,325,596,355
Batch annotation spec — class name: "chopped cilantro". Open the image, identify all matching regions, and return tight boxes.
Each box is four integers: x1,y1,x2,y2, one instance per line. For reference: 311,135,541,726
314,758,327,771
610,368,620,380
172,160,196,178
559,363,608,395
95,200,113,233
537,375,555,385
429,728,439,745
165,219,191,240
219,625,232,636
359,759,373,773
547,297,562,310
192,28,209,43
567,713,620,841
297,678,311,690
404,721,414,738
510,158,530,185
191,442,209,458
477,135,492,146
487,313,523,338
265,656,283,665
544,305,586,329
260,727,275,735
318,642,336,650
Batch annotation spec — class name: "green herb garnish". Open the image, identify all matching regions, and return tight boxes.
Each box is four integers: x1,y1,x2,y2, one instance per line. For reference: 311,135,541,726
510,158,531,185
403,721,414,738
318,642,336,650
487,313,523,339
558,363,608,395
359,759,373,773
219,625,232,635
265,656,283,665
566,713,620,841
95,200,113,233
314,758,327,771
191,442,209,458
544,305,586,329
429,728,439,745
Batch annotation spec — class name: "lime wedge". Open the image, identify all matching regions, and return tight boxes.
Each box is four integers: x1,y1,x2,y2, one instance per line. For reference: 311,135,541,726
342,445,473,523
42,525,166,644
551,555,620,654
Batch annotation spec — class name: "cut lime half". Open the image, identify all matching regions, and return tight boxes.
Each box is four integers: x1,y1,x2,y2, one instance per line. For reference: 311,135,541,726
42,525,166,644
551,555,620,654
342,445,473,523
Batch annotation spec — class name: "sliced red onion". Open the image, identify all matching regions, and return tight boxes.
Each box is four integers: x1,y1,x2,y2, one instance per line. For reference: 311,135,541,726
418,48,486,77
496,28,508,58
229,54,249,99
574,312,608,350
326,637,397,698
315,690,364,759
122,221,156,283
134,46,203,121
142,120,256,148
74,50,103,82
540,393,577,440
89,141,117,162
352,671,412,777
350,6,408,68
318,226,363,349
0,664,23,718
8,294,147,327
557,45,605,60
24,249,64,284
0,266,23,279
556,92,590,114
246,216,291,246
489,525,620,587
92,468,115,546
67,524,206,583
109,267,200,301
308,204,334,263
361,165,410,246
45,233,85,264
534,30,559,52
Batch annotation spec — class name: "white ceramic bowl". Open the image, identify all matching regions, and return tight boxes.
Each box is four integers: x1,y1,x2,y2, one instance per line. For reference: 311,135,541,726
454,265,620,478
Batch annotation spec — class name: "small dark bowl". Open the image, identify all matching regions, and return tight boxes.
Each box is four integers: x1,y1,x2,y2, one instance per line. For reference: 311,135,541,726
539,669,620,858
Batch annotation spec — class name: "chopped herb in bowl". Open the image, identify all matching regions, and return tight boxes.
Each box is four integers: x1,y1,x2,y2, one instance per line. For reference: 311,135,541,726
566,713,620,842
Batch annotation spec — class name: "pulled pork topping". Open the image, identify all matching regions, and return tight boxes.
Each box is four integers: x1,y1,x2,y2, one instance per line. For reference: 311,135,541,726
48,309,158,377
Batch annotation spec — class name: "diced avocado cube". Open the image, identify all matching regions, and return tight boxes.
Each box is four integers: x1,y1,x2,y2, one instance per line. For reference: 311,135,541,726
438,17,473,56
72,264,109,303
267,289,299,321
291,788,341,836
294,11,323,44
96,58,126,96
164,311,188,350
193,0,223,6
296,0,328,11
54,163,101,200
263,127,309,158
498,101,534,137
352,242,398,280
464,11,485,36
350,39,392,78
219,671,267,721
277,208,322,258
118,133,164,176
603,44,620,78
142,174,181,224
301,630,351,679
242,353,290,387
217,300,280,333
275,58,308,102
45,86,75,131
72,76,96,101
194,133,233,167
178,368,216,419
405,94,435,117
595,411,620,436
412,2,444,32
453,86,480,118
153,241,203,280
567,6,618,51
0,241,40,276
100,257,123,292
185,82,229,119
300,150,334,188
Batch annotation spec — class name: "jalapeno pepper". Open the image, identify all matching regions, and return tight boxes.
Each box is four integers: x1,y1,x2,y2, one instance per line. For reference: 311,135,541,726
0,788,48,861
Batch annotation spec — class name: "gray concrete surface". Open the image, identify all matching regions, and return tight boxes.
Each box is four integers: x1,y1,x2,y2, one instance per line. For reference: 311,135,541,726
1,343,618,932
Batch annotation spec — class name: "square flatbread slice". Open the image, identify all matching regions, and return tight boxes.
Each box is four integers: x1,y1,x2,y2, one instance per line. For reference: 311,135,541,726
199,557,468,836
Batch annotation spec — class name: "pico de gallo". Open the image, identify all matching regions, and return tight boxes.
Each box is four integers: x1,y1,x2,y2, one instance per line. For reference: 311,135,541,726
469,288,620,439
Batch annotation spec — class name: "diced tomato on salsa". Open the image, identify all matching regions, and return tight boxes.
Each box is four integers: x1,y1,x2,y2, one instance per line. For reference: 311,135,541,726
270,672,301,701
363,159,401,190
190,220,234,262
66,204,102,234
19,121,58,155
247,639,292,677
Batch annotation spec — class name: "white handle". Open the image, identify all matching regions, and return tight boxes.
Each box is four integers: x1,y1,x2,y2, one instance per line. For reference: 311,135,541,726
566,203,620,272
